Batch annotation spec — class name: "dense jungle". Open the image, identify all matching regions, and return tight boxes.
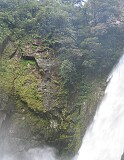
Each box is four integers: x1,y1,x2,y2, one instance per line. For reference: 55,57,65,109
0,0,124,158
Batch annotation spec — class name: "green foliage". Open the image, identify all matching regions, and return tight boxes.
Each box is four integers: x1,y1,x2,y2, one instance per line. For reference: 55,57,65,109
80,37,101,50
60,60,76,85
0,0,124,155
0,0,123,122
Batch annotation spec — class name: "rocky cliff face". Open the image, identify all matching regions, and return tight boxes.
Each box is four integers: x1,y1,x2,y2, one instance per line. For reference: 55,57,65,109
0,0,124,157
0,37,105,156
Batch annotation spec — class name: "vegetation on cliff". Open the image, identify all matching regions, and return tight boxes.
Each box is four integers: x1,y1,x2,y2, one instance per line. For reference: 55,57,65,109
0,0,124,156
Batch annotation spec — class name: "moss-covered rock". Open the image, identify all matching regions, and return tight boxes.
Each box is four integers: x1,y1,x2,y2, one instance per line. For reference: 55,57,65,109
0,36,106,156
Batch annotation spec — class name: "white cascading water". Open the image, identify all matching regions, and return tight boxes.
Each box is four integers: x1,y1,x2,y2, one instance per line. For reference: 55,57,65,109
77,55,124,160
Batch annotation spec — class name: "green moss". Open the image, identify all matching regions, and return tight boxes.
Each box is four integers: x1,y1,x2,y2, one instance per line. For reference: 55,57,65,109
0,54,83,155
21,60,36,66
0,22,11,44
0,58,45,112
15,74,44,111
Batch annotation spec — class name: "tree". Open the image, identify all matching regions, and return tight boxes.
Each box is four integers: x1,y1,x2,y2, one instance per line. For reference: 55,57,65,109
60,60,76,85
62,0,82,4
88,0,119,25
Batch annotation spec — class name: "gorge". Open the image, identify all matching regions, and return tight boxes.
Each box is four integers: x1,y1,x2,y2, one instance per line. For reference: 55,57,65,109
0,0,124,159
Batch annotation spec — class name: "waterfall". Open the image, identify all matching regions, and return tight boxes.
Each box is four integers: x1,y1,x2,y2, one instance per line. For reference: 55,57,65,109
77,55,124,160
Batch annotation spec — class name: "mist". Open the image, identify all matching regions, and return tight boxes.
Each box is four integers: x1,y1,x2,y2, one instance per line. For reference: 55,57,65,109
1,147,59,160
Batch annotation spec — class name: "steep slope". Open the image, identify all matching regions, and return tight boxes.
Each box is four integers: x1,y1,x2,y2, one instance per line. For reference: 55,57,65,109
0,0,124,157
